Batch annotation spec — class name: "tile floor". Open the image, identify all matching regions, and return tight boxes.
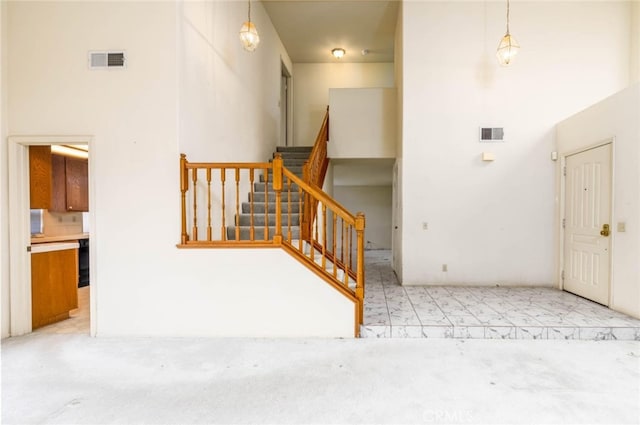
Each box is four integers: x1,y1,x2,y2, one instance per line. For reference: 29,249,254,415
362,250,640,340
33,285,90,334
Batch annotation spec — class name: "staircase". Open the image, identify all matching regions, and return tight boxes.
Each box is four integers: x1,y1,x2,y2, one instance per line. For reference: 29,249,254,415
226,146,312,241
178,107,366,337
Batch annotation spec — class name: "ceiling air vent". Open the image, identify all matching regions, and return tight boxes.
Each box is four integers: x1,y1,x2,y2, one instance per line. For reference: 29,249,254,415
89,51,126,69
480,127,505,142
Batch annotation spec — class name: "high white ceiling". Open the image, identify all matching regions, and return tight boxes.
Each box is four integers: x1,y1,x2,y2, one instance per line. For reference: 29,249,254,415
261,0,399,63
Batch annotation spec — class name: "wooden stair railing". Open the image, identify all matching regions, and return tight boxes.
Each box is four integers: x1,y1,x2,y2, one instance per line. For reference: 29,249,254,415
301,106,330,241
177,151,365,336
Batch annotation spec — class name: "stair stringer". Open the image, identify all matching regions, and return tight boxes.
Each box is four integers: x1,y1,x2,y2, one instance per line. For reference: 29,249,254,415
279,241,361,337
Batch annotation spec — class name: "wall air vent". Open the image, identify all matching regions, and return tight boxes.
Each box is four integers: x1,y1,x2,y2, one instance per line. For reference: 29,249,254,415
480,127,505,142
89,51,126,69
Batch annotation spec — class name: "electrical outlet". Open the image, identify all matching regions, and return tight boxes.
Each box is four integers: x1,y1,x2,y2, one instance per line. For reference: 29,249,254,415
422,222,428,230
442,264,448,272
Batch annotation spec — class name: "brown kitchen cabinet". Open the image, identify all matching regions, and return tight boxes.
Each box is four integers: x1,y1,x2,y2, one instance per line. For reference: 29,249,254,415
51,154,89,212
29,146,52,209
31,247,79,329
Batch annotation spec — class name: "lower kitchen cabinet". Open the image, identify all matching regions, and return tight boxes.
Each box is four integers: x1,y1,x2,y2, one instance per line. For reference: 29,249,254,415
31,247,79,329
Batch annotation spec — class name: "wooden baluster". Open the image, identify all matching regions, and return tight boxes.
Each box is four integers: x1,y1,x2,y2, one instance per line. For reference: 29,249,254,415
264,168,269,241
235,168,240,241
220,168,226,240
355,213,366,328
287,176,292,242
206,168,212,241
249,169,255,241
311,205,321,262
180,154,188,244
349,225,353,270
309,208,315,262
301,163,310,241
272,155,283,245
321,203,327,270
332,213,337,278
344,222,350,287
298,185,303,252
340,218,345,266
191,168,198,241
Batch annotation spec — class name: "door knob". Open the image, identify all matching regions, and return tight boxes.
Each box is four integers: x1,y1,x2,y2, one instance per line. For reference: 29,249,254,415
600,224,610,237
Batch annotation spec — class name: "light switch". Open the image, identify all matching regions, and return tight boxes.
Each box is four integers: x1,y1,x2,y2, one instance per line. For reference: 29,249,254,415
482,152,495,161
617,222,626,232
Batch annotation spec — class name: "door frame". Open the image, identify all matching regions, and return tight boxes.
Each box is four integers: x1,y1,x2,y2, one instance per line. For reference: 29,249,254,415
280,60,293,147
8,135,96,337
558,138,615,305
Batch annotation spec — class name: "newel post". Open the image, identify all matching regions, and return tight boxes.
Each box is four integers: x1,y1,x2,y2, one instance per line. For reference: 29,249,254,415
355,212,366,327
180,154,189,244
273,154,283,245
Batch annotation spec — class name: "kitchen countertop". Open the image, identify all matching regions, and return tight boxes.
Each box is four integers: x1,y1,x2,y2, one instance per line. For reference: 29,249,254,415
31,233,89,244
31,241,80,253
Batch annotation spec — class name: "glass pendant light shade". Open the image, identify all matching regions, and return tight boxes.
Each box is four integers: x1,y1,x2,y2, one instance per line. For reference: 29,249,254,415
239,21,260,52
496,33,519,66
496,0,519,66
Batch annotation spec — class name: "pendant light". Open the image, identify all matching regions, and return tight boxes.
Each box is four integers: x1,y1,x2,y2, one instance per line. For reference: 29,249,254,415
239,0,260,52
496,0,519,66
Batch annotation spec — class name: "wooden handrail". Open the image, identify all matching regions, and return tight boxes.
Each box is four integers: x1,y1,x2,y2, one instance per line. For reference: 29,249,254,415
283,168,354,225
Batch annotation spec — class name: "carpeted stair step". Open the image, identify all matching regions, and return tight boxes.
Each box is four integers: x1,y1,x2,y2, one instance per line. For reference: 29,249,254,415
254,182,300,192
226,226,300,241
270,158,308,167
274,152,311,160
242,202,300,214
276,146,313,153
259,168,303,182
249,191,301,203
236,213,300,226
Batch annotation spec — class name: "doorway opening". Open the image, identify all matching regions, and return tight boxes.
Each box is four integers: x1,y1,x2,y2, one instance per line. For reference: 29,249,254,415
280,61,292,147
8,136,95,337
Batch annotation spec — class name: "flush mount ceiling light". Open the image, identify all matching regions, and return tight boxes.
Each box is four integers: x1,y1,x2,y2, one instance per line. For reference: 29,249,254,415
331,48,346,59
239,0,260,52
496,0,520,66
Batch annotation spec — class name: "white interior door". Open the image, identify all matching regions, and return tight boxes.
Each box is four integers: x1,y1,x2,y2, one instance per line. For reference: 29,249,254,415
563,143,612,305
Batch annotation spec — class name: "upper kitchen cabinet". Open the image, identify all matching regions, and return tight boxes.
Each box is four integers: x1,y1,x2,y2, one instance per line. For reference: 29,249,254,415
29,146,52,209
51,154,89,212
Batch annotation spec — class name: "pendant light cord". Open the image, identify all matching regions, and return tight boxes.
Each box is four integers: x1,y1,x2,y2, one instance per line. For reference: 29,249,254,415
248,0,252,23
506,0,510,35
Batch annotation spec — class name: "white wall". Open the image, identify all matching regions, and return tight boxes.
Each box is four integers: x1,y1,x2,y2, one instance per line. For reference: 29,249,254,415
179,1,292,163
401,1,631,285
557,84,640,319
292,63,394,146
101,249,354,337
632,2,640,84
328,88,396,159
1,0,9,338
334,185,392,250
4,1,353,338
